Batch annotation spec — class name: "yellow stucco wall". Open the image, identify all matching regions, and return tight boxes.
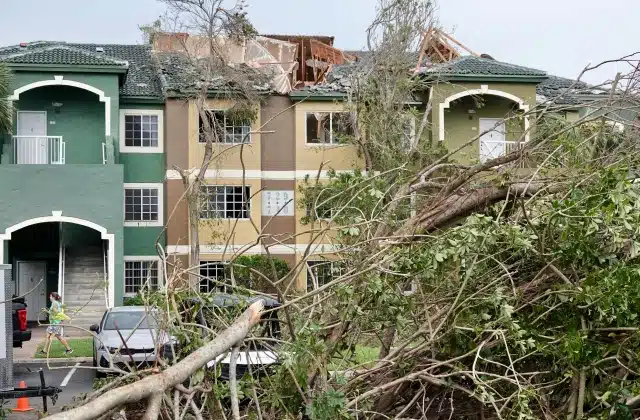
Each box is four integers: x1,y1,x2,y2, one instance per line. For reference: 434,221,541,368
431,82,537,164
188,99,262,170
294,101,364,171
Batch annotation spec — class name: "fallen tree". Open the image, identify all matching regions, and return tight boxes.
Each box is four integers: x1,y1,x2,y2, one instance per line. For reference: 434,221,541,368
46,0,640,419
46,300,263,420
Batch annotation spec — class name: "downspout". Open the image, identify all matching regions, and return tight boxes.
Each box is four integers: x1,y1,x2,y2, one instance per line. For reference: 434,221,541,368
57,224,64,302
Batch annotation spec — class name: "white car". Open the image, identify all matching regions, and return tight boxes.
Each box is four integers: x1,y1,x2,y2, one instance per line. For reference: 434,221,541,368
90,306,173,377
202,294,281,379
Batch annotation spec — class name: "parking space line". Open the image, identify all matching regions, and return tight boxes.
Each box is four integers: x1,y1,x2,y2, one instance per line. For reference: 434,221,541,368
60,362,81,387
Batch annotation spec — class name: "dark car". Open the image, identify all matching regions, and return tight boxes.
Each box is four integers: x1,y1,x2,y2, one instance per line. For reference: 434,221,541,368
12,296,31,347
194,294,282,380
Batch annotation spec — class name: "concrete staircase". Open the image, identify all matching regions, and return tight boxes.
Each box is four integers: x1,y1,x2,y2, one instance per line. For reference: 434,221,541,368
63,246,107,333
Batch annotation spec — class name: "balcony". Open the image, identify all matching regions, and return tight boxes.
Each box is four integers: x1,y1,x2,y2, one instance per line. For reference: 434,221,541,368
12,136,65,164
479,140,524,163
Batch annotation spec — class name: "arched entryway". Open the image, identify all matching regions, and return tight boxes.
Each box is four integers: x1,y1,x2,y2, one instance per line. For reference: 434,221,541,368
438,85,531,162
0,213,115,326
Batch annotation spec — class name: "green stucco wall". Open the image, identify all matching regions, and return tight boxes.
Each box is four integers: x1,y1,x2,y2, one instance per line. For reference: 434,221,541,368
12,86,105,164
3,72,166,264
0,165,126,304
118,102,166,258
8,72,120,147
431,82,537,164
124,228,165,255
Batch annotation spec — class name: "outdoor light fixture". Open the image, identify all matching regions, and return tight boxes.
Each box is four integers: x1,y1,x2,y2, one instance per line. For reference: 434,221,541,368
468,108,476,120
52,102,63,114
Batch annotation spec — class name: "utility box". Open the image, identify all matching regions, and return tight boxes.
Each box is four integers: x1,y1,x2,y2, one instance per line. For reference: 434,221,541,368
0,265,12,391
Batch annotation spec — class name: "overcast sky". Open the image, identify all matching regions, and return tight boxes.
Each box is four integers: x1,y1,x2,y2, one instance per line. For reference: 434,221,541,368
1,0,637,84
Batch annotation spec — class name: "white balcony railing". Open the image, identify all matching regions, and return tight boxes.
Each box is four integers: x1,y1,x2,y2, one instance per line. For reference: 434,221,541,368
12,136,65,164
479,140,524,163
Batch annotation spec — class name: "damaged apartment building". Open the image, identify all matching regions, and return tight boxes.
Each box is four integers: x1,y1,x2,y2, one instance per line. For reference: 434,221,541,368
0,29,595,322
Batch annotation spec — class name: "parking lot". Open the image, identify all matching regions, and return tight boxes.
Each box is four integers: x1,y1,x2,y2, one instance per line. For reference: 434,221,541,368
8,361,95,418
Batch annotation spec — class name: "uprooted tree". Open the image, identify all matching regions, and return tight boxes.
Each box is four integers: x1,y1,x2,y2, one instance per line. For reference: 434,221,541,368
47,0,640,419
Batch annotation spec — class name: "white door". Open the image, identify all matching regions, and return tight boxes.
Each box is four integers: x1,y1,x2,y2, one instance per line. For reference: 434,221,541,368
479,118,506,163
17,261,47,321
16,111,48,164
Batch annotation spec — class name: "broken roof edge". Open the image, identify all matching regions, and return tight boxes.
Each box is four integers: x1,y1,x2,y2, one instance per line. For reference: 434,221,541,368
164,87,275,99
289,91,348,101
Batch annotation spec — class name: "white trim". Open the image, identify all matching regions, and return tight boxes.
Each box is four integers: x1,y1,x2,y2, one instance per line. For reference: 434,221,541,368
9,75,111,136
119,109,164,153
261,171,296,180
0,211,115,308
166,243,341,255
304,111,353,145
438,85,530,143
123,183,164,227
123,255,162,297
165,169,374,181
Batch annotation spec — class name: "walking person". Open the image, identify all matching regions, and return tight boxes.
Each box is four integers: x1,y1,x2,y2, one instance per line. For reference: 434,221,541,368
41,292,73,355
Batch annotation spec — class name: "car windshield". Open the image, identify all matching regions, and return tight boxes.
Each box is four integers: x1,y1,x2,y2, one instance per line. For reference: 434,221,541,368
103,311,158,330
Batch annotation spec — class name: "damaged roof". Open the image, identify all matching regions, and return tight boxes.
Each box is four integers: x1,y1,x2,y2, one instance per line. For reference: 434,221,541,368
535,75,608,105
0,41,163,99
155,51,273,97
418,55,547,81
289,63,361,98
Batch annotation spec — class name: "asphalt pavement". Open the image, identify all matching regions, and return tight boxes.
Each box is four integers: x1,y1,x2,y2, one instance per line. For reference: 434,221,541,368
7,361,95,419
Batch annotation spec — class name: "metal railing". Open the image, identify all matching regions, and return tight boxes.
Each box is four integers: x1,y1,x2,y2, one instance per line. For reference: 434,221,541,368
12,136,65,164
480,140,524,163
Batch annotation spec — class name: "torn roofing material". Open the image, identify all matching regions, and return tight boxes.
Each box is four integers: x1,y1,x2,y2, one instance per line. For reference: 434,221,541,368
0,41,163,99
535,75,608,105
154,52,273,97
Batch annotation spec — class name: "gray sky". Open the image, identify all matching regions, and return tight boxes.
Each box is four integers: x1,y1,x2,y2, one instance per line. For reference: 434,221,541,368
1,0,638,84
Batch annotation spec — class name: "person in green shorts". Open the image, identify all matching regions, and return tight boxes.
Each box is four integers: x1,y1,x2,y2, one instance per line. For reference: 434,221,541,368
41,292,73,355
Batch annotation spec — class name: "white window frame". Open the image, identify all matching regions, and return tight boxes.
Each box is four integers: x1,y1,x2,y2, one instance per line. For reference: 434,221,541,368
123,183,164,227
119,109,164,153
123,256,162,297
304,111,355,146
199,261,227,293
199,109,252,145
306,260,346,291
200,185,251,220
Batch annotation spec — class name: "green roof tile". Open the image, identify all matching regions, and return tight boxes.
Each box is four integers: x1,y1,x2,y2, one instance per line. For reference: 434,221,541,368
0,42,163,99
0,45,128,67
419,56,547,79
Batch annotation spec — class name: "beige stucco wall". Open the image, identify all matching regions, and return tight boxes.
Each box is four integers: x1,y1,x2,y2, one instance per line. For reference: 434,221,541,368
431,82,537,164
294,101,364,171
188,99,262,170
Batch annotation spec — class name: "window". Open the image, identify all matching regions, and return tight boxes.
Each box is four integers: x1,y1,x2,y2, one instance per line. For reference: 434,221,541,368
103,311,158,330
124,183,163,227
305,112,355,144
201,186,251,219
119,110,163,153
199,110,251,144
306,260,346,291
124,260,159,295
200,261,226,293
